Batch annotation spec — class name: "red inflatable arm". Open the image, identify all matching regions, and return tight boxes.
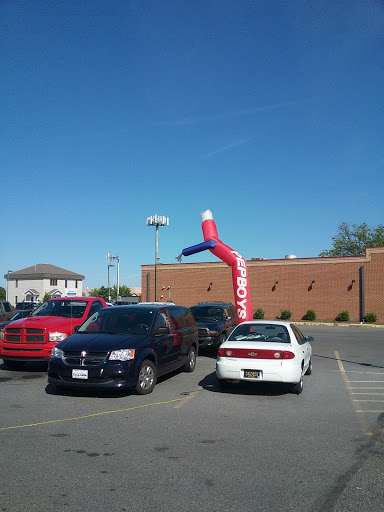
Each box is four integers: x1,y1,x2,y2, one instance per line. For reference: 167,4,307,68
182,210,253,323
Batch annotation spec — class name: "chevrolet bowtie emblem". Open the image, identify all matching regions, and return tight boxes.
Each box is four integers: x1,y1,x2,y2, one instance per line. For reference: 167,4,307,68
248,352,257,356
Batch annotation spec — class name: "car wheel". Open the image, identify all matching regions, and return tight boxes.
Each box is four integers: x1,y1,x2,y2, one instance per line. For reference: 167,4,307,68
305,359,312,375
183,346,196,373
291,375,303,395
135,360,157,395
3,359,24,370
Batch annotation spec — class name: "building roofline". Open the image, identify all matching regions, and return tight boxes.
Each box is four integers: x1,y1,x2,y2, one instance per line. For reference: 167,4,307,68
141,246,384,270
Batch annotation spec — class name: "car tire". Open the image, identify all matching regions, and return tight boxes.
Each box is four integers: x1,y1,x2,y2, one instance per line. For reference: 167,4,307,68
291,375,303,395
305,359,312,375
135,360,157,395
183,346,196,373
3,359,24,370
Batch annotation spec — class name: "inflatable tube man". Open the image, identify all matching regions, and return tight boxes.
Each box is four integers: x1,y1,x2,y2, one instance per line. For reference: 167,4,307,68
181,210,253,323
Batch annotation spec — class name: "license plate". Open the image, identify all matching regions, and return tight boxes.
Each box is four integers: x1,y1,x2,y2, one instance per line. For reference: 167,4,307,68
72,369,88,379
244,369,261,379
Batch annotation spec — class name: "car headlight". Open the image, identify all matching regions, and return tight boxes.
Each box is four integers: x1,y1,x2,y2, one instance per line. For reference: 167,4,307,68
0,331,4,340
51,346,64,358
109,349,135,361
49,332,68,342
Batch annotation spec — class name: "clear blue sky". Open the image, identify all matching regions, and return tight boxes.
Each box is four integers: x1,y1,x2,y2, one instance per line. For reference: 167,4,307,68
2,1,383,290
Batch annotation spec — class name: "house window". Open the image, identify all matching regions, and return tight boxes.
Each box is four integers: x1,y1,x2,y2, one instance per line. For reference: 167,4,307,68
65,280,68,288
15,296,18,304
75,281,78,288
16,280,18,288
50,279,58,286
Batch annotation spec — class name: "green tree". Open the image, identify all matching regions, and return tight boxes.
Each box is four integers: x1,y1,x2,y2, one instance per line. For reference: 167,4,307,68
89,286,109,301
319,222,384,257
0,286,6,300
89,285,132,301
113,285,132,299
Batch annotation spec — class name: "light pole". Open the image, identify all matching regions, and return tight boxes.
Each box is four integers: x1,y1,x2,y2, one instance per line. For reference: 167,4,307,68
106,252,120,301
146,215,169,301
6,270,13,302
107,264,115,302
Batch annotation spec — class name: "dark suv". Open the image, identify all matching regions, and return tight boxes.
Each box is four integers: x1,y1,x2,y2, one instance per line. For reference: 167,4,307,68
190,302,237,351
48,304,198,394
0,301,14,323
15,302,39,311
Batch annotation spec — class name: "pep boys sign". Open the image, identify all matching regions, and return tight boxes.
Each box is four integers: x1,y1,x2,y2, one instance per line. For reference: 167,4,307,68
181,210,253,323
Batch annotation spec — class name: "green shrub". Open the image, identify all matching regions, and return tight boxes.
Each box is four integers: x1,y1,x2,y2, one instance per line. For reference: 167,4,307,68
303,309,316,321
253,308,265,319
363,312,377,323
280,310,292,320
336,311,350,322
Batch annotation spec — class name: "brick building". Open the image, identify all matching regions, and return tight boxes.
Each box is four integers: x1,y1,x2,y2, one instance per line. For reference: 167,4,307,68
141,246,384,323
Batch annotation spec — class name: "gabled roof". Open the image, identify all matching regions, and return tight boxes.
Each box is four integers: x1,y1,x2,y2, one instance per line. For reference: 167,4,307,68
4,264,85,280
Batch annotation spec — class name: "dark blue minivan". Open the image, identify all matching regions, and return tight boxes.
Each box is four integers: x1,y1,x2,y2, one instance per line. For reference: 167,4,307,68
48,304,198,394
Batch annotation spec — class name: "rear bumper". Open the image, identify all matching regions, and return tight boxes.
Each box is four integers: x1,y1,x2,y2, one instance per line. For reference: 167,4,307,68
216,359,302,384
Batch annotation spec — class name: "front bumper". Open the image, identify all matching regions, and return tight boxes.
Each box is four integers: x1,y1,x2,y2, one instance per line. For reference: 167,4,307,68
48,358,138,389
0,341,59,361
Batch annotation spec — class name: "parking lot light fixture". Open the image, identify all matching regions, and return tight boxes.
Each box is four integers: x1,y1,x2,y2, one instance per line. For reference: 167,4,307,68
7,270,13,302
106,253,120,301
146,215,169,302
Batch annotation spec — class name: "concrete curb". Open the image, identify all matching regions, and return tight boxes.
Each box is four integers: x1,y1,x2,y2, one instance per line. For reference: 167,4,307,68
294,321,384,329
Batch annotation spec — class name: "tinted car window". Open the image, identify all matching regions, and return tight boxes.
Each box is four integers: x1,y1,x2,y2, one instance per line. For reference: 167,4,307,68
168,308,184,330
183,308,195,327
190,306,224,321
88,300,103,317
3,302,12,313
291,325,305,344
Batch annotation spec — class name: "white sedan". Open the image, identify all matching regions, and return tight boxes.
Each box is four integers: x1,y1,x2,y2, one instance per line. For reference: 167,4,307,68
216,320,314,394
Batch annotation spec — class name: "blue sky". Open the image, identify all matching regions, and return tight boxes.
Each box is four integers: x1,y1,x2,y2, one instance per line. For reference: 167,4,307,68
1,0,383,290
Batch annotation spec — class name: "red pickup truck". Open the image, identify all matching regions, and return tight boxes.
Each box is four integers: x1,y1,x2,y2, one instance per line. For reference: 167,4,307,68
0,297,107,369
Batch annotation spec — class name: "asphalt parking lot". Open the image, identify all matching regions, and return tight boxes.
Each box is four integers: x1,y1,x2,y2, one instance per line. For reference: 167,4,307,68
1,325,383,512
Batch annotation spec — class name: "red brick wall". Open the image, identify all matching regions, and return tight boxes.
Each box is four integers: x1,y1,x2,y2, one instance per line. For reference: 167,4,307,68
141,247,384,323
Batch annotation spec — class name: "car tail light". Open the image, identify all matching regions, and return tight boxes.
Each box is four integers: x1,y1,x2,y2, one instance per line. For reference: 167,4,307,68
217,348,295,359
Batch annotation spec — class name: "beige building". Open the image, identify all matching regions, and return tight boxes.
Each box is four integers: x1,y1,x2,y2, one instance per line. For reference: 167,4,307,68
4,264,84,306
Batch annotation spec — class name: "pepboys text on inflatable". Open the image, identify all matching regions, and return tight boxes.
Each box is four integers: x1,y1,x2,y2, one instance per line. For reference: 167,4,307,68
181,210,253,324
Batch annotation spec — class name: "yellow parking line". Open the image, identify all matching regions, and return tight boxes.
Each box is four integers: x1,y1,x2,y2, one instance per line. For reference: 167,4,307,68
335,350,372,435
356,410,384,413
348,381,384,383
352,399,384,402
0,397,190,431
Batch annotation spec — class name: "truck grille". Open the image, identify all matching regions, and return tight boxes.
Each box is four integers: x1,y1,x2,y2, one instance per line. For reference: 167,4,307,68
198,327,209,338
4,327,46,343
63,352,108,366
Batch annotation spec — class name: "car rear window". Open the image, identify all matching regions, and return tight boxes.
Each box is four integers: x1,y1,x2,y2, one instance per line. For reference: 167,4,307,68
190,306,224,322
229,323,290,343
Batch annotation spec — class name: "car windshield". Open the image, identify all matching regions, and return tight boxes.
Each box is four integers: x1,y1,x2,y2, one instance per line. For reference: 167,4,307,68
191,306,224,322
228,323,290,343
78,307,156,335
31,300,88,319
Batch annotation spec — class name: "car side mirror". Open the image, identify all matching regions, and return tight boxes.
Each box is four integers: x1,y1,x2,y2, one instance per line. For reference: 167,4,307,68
305,335,314,342
157,326,170,336
74,325,80,332
226,316,232,320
